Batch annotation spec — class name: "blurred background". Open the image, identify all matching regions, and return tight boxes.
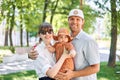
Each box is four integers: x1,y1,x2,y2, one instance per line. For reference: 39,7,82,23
0,0,120,80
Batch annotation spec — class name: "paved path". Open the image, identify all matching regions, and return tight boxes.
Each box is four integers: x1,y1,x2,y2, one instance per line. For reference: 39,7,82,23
0,51,120,75
0,59,34,75
100,53,119,62
99,49,120,62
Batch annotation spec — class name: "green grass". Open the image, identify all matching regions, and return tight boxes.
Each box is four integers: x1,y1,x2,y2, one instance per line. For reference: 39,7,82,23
0,70,38,80
98,62,120,80
0,62,120,80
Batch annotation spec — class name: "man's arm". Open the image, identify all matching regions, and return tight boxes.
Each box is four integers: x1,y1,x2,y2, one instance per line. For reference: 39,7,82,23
55,63,100,80
71,63,100,78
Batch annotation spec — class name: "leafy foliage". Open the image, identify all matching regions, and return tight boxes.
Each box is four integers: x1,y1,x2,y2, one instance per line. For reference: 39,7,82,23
83,5,98,33
0,0,101,46
91,0,120,35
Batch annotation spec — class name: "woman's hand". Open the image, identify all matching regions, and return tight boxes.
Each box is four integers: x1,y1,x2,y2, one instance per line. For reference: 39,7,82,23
28,49,39,60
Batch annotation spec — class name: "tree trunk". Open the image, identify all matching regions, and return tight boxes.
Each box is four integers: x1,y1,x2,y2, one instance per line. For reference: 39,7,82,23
50,0,59,24
26,30,29,47
42,0,49,22
20,14,23,47
9,3,15,46
4,14,10,46
20,1,23,47
80,0,83,9
108,0,117,67
9,27,13,46
4,27,9,46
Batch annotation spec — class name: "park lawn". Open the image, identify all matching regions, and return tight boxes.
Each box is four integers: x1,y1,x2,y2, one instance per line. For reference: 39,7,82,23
0,70,38,80
0,62,120,80
98,62,120,80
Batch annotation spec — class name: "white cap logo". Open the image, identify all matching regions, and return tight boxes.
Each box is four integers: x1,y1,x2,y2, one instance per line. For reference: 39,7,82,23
73,10,78,14
68,9,84,19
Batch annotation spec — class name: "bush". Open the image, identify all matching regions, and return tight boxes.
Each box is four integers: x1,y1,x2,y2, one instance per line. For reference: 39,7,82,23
0,46,15,63
0,46,15,53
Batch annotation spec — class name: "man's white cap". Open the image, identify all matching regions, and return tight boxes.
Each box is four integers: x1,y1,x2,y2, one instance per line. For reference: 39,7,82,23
68,9,84,19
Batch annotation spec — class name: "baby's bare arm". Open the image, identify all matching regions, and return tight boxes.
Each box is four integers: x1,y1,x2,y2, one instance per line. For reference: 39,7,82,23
46,47,71,78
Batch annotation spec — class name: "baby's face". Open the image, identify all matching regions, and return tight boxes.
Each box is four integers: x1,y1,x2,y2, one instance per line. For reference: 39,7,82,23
58,35,68,43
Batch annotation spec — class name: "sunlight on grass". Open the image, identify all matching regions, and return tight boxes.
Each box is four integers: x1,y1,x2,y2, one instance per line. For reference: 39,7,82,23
99,77,109,80
11,76,38,80
0,70,38,80
0,62,120,80
98,62,120,80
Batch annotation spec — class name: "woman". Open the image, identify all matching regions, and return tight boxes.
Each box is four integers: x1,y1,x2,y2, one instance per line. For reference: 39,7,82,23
33,22,71,80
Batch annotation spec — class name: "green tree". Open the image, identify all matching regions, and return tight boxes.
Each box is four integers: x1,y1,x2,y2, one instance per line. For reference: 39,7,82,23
1,0,11,46
50,0,98,33
108,0,117,67
0,0,99,47
42,0,49,22
93,0,119,67
9,0,16,46
50,0,59,24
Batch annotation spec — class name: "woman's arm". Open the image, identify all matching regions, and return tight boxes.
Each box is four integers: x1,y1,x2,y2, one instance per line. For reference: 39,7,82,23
46,47,70,78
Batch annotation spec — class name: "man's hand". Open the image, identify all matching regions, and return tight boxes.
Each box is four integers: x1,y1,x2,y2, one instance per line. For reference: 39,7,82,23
28,49,39,60
54,69,74,80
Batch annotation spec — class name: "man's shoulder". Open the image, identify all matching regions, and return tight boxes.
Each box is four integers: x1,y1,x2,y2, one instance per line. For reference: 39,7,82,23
81,32,97,45
81,32,93,40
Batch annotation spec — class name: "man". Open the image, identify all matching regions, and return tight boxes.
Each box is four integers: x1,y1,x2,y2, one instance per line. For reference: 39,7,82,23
29,9,100,80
